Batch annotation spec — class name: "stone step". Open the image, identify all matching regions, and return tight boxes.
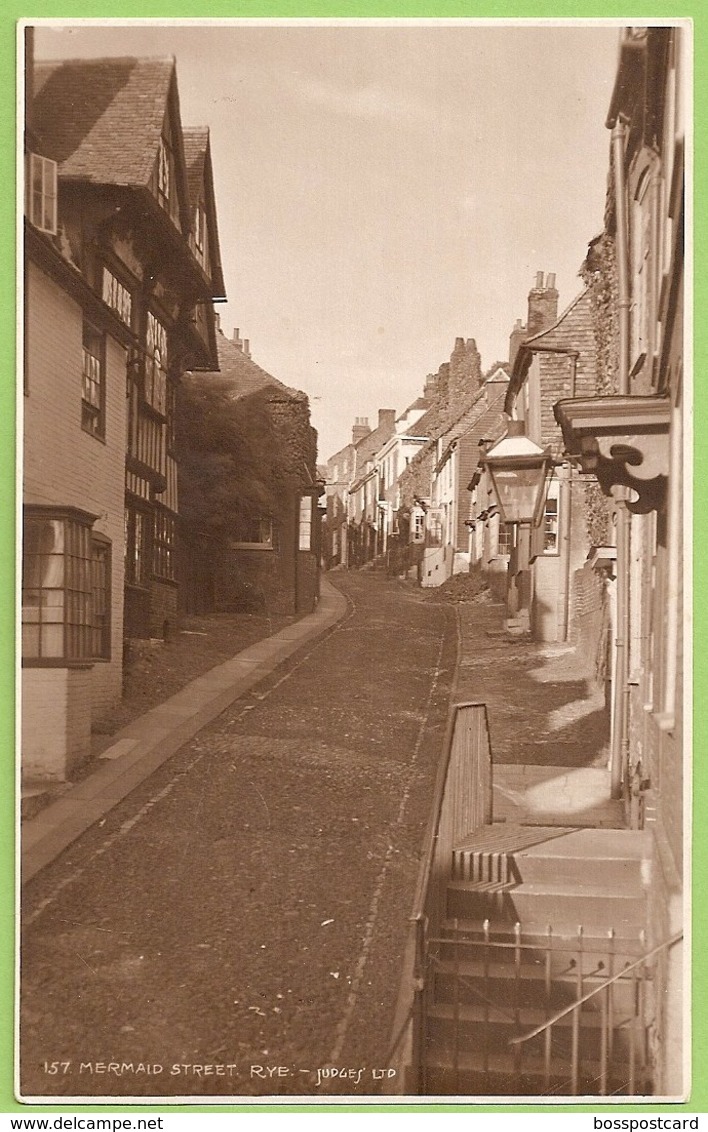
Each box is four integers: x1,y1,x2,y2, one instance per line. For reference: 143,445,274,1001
420,1055,647,1098
432,960,638,1012
437,919,647,969
509,829,651,887
446,881,646,932
426,1001,640,1063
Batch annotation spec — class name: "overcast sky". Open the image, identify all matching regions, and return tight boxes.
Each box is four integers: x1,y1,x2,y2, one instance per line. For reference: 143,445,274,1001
34,20,621,460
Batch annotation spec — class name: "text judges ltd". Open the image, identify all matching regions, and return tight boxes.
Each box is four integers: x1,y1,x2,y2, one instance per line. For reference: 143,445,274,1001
47,1062,397,1085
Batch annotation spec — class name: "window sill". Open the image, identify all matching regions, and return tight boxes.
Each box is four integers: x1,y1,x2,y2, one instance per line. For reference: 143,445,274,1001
232,543,275,552
22,659,94,670
81,423,107,444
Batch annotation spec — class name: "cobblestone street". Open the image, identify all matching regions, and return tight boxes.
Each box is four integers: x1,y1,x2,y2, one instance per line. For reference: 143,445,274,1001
20,573,457,1100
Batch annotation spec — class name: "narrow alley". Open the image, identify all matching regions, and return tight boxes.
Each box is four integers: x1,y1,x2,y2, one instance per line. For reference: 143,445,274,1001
20,573,457,1100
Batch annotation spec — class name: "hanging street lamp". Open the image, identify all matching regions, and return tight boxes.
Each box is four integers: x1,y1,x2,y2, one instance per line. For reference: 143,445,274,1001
480,420,555,527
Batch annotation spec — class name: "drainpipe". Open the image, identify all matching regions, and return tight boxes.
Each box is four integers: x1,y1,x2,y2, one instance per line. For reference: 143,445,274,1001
661,394,682,726
557,464,572,642
610,118,631,801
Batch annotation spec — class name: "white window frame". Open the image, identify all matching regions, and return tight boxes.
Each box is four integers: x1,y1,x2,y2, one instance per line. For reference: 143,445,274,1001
26,152,58,235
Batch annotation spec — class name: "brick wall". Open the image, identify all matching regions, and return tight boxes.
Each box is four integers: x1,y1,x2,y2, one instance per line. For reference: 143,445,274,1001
22,667,92,780
148,579,179,639
531,290,598,456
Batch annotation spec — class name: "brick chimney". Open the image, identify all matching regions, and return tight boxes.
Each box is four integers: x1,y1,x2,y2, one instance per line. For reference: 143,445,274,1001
352,417,371,445
232,328,252,358
508,318,526,366
378,409,396,432
448,336,482,400
526,271,558,337
423,373,438,398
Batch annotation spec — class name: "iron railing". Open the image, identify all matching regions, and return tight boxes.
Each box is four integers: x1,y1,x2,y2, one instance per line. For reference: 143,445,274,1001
412,917,681,1097
390,702,492,1092
508,927,684,1096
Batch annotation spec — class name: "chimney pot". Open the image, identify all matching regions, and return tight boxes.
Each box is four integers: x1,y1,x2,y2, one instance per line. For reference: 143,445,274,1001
352,417,371,445
527,270,559,336
546,272,557,289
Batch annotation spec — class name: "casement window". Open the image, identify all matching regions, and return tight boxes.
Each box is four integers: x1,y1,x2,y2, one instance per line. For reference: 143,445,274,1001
542,482,560,555
81,322,105,438
125,505,152,588
157,137,173,206
426,508,444,549
194,202,209,270
125,471,151,502
233,517,277,550
411,510,425,543
145,312,168,415
630,163,659,377
127,367,166,481
25,152,57,235
298,497,313,551
497,522,514,556
102,267,132,327
89,536,111,659
22,509,110,663
163,455,179,514
166,383,177,454
153,508,176,582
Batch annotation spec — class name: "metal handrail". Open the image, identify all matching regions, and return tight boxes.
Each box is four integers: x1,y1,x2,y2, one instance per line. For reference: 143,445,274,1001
509,930,683,1047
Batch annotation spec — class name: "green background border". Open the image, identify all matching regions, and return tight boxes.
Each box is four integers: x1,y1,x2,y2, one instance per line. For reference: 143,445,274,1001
4,0,703,1117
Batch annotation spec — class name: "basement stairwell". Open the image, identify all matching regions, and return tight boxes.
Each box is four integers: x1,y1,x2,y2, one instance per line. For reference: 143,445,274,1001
393,702,669,1099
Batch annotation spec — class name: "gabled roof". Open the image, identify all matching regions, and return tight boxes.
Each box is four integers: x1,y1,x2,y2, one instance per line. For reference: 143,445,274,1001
208,330,305,404
404,395,431,414
409,383,480,453
441,374,508,450
353,418,395,467
33,57,179,188
430,380,503,474
506,287,592,412
182,126,226,298
183,126,209,204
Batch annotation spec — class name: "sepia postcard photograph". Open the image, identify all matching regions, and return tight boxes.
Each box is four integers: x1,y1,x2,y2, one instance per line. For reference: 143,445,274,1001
14,11,693,1112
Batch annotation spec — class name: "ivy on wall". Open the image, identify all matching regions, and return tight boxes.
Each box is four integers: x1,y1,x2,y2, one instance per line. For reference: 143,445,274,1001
177,373,316,540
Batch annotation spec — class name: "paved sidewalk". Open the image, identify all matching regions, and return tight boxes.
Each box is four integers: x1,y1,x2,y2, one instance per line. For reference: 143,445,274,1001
453,598,623,828
22,579,348,885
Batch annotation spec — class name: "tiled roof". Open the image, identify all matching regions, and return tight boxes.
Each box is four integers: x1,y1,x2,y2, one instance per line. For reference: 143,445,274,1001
33,56,175,186
183,126,209,206
210,331,305,403
404,395,431,413
353,420,394,466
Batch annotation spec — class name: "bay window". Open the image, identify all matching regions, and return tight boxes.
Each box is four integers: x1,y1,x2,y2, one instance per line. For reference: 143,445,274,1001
22,508,110,663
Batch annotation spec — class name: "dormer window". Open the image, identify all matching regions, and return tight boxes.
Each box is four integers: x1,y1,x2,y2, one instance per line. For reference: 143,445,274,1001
25,152,57,235
157,136,173,208
194,202,207,267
